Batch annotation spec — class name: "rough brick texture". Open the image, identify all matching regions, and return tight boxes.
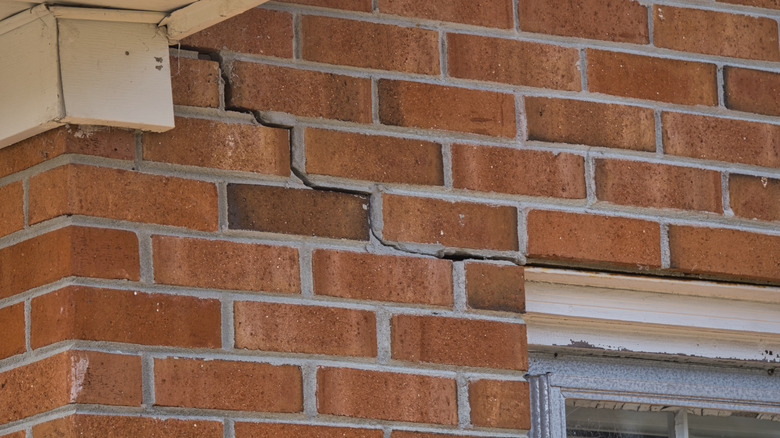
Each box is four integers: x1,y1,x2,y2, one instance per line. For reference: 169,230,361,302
725,67,780,116
182,8,293,57
279,0,372,11
469,380,531,429
170,56,220,108
235,423,382,438
34,415,223,438
465,262,525,313
378,0,513,28
729,175,780,222
0,303,25,359
0,181,23,237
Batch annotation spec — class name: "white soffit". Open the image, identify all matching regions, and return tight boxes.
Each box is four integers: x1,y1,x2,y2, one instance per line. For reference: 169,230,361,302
0,0,268,149
524,267,780,363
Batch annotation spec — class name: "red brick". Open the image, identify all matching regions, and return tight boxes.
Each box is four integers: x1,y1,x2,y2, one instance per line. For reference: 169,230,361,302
227,184,369,240
154,358,302,412
170,57,220,108
669,226,780,282
144,117,289,175
181,8,293,57
0,303,25,359
730,174,780,222
312,250,453,306
378,80,516,137
469,380,531,429
29,164,218,231
153,235,300,293
378,0,513,28
654,6,779,61
302,16,439,74
527,211,662,268
305,128,443,185
587,50,717,106
317,367,457,424
525,97,656,151
448,34,580,90
0,126,134,177
392,433,502,438
277,0,372,11
725,67,780,116
718,0,780,8
234,302,376,356
451,144,586,199
34,415,223,438
382,194,518,251
662,112,780,168
228,62,372,123
0,181,23,238
391,315,527,369
0,226,139,300
0,432,24,438
0,351,142,425
235,423,382,438
31,286,221,349
595,159,723,212
518,0,649,43
465,262,524,313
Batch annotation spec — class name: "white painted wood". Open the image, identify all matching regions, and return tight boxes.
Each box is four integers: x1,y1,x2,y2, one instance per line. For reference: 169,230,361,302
0,2,34,22
57,18,174,130
673,410,689,438
161,0,269,41
49,5,166,23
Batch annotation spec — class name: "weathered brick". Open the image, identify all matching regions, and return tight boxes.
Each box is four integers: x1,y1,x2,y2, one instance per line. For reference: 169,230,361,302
0,226,139,300
302,16,439,74
391,315,527,369
305,128,443,185
181,8,293,57
447,34,580,90
469,380,531,429
31,286,221,349
29,164,218,231
170,56,220,108
144,117,290,175
595,159,722,212
228,184,369,240
465,262,524,313
0,351,142,425
662,112,780,168
382,194,518,251
518,0,649,43
0,432,24,438
729,174,780,222
317,368,457,424
154,358,302,412
0,126,134,178
669,226,780,282
312,250,453,306
277,0,372,11
235,423,382,438
392,433,499,438
0,181,23,238
153,235,300,293
725,67,780,116
378,80,516,137
717,0,780,8
451,144,586,199
235,302,376,356
587,50,717,105
654,6,779,61
527,211,662,268
525,97,656,151
378,0,513,28
228,62,372,123
0,303,25,359
34,415,223,438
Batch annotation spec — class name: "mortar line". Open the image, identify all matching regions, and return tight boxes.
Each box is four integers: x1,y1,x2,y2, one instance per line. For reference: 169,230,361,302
660,222,671,269
456,373,471,428
24,298,31,353
717,65,726,108
439,29,448,78
300,246,315,298
579,48,588,92
647,4,655,46
221,297,235,350
137,230,154,284
371,77,380,124
376,306,392,364
218,181,229,231
292,12,302,60
453,262,467,312
441,142,454,189
302,363,318,418
722,172,734,217
223,418,236,438
584,152,597,207
22,177,29,228
142,354,155,408
654,109,664,155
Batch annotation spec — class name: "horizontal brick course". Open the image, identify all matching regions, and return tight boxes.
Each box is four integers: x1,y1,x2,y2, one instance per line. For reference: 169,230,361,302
228,184,370,240
278,0,372,11
33,415,223,438
29,164,218,231
469,379,531,429
465,262,525,313
304,128,443,186
391,314,528,369
0,303,24,359
31,286,221,349
0,181,23,238
302,16,439,74
725,67,780,117
170,56,220,108
181,8,293,57
717,0,780,8
378,0,513,28
451,144,586,199
729,174,780,222
378,80,516,137
234,301,377,356
447,33,581,90
312,250,453,306
154,358,302,412
152,235,300,293
518,0,649,43
382,194,518,251
235,423,382,438
317,367,457,424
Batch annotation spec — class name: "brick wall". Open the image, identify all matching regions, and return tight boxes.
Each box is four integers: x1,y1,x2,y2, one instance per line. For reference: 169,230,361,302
0,0,779,436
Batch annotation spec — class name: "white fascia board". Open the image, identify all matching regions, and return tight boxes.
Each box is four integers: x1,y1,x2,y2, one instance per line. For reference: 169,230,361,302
524,267,780,363
161,0,271,42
